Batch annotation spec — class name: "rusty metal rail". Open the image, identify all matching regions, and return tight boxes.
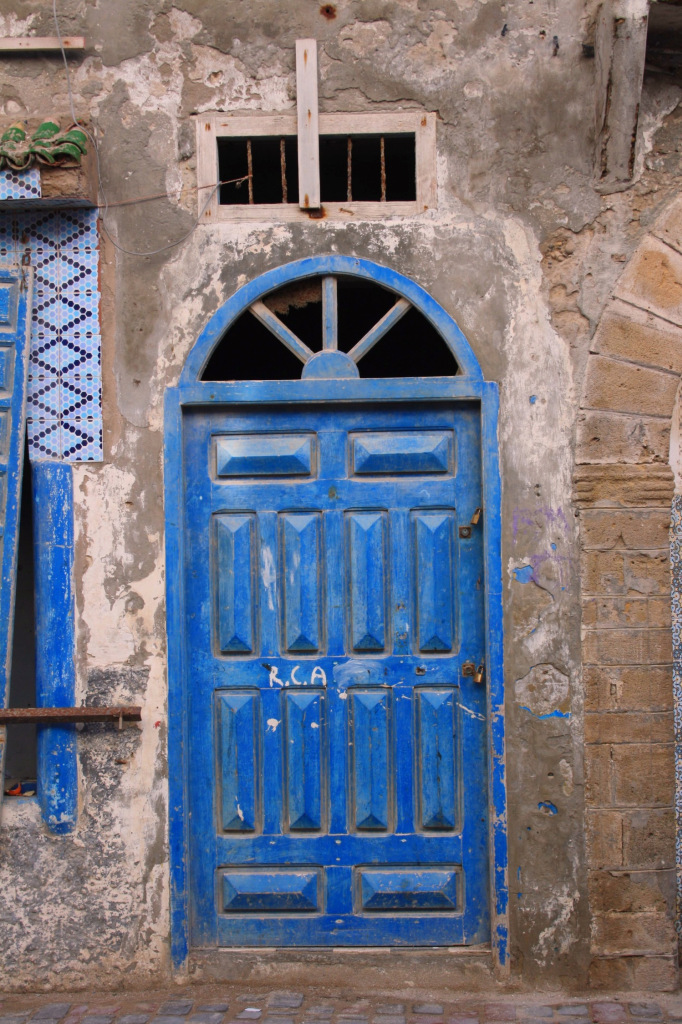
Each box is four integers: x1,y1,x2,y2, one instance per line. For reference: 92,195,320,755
0,706,142,725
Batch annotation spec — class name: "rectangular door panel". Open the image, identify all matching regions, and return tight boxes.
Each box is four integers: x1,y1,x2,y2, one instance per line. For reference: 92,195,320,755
284,689,324,831
215,513,256,654
280,512,323,653
349,688,391,832
413,510,456,653
357,867,459,911
347,510,387,653
220,867,322,912
416,687,458,831
216,433,315,477
216,690,260,832
351,431,454,475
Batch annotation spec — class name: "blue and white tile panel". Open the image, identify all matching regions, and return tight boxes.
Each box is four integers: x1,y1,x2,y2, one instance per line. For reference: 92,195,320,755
0,208,102,461
0,167,41,201
670,495,682,937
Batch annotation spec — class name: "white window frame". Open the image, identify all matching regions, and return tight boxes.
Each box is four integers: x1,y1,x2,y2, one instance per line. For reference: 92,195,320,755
196,110,437,223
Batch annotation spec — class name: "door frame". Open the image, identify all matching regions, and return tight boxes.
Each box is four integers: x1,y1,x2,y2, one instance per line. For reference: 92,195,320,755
164,254,508,973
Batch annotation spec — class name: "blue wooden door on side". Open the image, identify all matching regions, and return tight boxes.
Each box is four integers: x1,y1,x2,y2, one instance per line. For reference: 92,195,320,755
184,399,489,946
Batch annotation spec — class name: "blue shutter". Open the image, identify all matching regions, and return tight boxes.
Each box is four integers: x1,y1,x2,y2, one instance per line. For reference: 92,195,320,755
0,266,32,804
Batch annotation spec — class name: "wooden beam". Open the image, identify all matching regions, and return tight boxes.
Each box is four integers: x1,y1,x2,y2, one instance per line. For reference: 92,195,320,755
0,36,85,52
322,276,338,350
249,300,313,364
348,298,411,364
296,38,320,210
0,706,142,724
594,1,648,191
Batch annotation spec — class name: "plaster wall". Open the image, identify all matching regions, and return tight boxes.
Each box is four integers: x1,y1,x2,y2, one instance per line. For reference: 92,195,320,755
0,0,679,994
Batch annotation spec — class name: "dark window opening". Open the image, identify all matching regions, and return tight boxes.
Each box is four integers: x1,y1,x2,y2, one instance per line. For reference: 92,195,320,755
645,2,682,79
219,136,300,206
202,309,304,381
202,275,458,381
218,133,416,206
264,279,323,352
4,438,36,797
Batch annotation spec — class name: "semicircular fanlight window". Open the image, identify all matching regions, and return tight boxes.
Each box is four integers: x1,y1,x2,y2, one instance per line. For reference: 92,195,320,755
201,274,459,381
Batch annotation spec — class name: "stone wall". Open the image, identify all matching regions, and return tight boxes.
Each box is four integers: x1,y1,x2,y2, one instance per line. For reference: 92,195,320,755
575,197,682,989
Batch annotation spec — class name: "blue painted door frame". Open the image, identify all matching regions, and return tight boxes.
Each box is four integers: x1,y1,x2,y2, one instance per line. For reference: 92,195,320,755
0,266,31,810
165,255,508,968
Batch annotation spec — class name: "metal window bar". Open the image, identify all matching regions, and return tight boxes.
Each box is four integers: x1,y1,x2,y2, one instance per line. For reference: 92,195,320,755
280,138,288,203
380,136,386,202
347,136,352,202
246,138,254,204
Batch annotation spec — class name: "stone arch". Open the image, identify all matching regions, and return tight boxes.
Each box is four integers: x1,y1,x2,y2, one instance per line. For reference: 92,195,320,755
573,196,682,989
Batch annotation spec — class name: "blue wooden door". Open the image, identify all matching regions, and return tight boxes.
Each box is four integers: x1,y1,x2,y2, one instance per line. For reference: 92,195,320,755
183,398,489,946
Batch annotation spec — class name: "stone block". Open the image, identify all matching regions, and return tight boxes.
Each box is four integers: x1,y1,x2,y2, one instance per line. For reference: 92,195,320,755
577,548,667,598
591,911,676,954
582,597,671,630
615,236,682,327
588,868,676,913
586,809,624,867
583,665,673,713
628,953,679,989
589,955,677,990
585,743,612,805
584,712,673,745
588,955,631,989
622,809,675,869
583,627,672,666
580,509,671,550
575,411,671,465
573,464,675,507
611,743,674,805
628,1002,663,1019
581,550,628,595
582,354,679,418
580,549,672,597
592,305,682,374
590,1004,627,1024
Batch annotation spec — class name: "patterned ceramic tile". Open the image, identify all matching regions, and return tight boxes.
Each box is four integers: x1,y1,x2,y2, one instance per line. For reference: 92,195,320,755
670,496,682,937
0,168,41,201
0,208,102,461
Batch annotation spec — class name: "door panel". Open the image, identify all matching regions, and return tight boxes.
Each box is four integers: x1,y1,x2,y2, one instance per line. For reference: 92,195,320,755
215,514,256,654
184,401,488,947
284,689,324,831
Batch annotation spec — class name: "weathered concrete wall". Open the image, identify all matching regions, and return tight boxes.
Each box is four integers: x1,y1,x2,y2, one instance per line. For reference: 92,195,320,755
0,0,679,993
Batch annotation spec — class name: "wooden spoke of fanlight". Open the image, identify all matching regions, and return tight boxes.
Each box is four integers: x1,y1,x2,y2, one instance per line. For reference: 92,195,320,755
347,296,410,364
248,276,412,369
249,300,313,363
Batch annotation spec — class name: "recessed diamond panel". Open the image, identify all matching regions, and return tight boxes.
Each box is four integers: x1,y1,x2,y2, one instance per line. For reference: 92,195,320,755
0,208,102,461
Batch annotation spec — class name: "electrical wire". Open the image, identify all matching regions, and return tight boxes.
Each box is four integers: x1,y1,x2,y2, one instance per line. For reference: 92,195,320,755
52,0,225,258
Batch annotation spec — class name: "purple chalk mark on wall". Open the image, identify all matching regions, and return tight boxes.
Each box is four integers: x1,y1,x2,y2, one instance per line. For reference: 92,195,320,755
512,505,569,543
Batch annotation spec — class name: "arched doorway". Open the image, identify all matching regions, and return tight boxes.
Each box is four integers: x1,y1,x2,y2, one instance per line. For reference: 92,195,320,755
165,255,506,965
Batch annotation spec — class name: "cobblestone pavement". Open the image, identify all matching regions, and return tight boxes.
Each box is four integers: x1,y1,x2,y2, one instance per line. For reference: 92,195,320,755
2,991,682,1024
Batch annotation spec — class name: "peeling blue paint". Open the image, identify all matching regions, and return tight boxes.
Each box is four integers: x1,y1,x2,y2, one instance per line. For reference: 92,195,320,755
520,705,570,719
538,801,558,815
529,395,537,404
33,461,78,835
513,565,534,584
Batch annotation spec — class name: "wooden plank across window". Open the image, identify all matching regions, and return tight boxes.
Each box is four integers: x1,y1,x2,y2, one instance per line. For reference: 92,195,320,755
0,37,85,51
0,706,142,724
